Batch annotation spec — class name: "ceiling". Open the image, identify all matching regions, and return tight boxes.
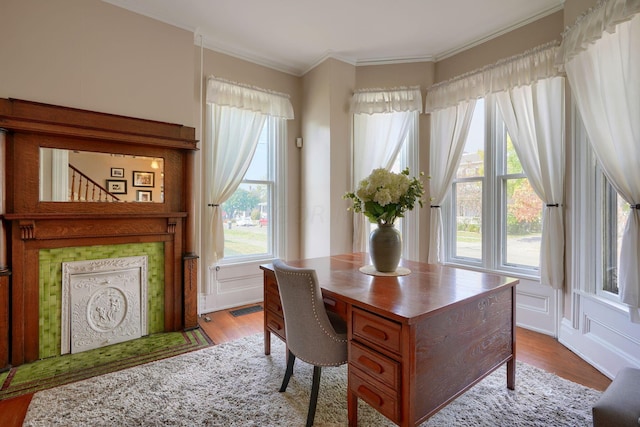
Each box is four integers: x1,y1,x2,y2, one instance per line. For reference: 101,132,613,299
103,0,564,76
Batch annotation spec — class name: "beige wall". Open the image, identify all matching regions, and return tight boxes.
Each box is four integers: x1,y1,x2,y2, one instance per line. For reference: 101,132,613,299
435,10,564,83
564,0,598,25
300,58,356,258
0,0,195,126
328,59,357,255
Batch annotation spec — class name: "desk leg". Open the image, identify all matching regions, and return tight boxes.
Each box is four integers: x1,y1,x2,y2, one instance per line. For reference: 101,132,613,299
347,382,358,426
264,330,271,355
507,358,515,390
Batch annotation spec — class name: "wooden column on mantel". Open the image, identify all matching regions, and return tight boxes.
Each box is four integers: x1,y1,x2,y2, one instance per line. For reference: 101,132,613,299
0,98,199,366
183,149,199,330
0,129,10,371
0,272,9,372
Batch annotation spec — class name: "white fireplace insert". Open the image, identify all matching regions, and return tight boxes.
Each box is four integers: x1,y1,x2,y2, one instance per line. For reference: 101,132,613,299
61,256,148,354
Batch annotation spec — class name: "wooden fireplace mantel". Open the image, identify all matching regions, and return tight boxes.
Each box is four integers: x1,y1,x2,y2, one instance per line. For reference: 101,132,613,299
0,99,199,367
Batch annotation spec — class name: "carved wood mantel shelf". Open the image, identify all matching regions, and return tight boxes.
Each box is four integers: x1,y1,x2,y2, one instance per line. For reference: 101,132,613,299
0,99,199,368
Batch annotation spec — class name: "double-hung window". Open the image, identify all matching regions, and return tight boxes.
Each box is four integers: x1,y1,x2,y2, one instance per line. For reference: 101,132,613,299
220,116,284,262
574,110,630,300
445,97,542,276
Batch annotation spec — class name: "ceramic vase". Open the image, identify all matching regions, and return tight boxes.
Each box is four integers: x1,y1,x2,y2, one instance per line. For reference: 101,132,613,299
369,221,401,272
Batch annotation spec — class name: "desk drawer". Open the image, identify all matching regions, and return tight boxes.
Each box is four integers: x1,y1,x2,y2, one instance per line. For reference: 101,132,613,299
350,341,399,390
323,295,347,320
352,308,402,354
265,293,283,317
265,272,279,295
265,310,285,339
349,369,399,423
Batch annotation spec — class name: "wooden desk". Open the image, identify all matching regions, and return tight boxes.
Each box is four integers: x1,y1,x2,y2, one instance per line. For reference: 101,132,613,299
261,253,518,427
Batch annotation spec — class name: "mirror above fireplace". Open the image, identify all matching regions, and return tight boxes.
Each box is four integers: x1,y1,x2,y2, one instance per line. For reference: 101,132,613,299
40,148,164,203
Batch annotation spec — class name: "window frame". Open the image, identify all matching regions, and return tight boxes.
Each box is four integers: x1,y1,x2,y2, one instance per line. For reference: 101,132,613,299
573,106,625,304
396,111,420,260
443,96,541,279
217,116,285,265
573,111,620,304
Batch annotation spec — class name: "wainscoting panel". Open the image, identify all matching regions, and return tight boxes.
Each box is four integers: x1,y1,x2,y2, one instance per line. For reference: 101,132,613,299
560,295,640,379
202,261,265,312
515,278,556,336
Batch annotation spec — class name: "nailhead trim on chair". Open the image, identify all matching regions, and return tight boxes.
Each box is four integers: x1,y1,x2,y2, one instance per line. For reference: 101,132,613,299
278,269,347,367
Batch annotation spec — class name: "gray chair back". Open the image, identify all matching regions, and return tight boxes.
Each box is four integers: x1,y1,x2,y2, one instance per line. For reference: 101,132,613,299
272,259,347,366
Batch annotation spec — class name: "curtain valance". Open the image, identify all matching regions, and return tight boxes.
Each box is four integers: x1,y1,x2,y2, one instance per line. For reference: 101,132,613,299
424,70,486,113
206,76,294,119
555,0,640,67
350,87,423,115
425,42,561,113
489,42,561,94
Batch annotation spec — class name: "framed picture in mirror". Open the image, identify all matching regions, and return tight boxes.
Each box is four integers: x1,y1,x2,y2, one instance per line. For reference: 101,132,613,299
106,180,127,194
111,167,125,178
137,190,152,202
133,171,155,187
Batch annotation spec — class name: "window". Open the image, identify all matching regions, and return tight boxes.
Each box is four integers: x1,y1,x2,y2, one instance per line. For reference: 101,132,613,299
601,186,627,294
575,112,629,300
445,97,542,275
599,177,629,295
365,112,420,260
220,117,283,262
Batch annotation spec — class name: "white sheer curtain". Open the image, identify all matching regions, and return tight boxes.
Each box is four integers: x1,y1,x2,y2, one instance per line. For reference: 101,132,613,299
425,71,484,264
492,43,565,289
557,1,640,310
426,100,476,264
350,87,422,252
205,77,294,265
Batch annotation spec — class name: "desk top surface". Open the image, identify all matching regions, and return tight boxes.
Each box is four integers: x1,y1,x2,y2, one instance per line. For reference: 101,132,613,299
261,253,519,324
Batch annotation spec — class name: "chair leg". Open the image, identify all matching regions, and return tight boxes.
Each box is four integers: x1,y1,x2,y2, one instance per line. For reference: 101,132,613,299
306,366,322,427
279,350,296,392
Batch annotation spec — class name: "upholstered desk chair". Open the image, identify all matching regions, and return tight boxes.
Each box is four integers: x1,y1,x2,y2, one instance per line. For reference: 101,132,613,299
272,259,348,427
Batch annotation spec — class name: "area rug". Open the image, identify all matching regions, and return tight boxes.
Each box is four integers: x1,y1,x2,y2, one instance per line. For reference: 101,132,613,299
0,329,211,401
23,333,601,426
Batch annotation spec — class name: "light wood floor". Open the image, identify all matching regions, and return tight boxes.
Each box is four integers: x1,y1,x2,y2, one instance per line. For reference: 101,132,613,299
0,304,611,427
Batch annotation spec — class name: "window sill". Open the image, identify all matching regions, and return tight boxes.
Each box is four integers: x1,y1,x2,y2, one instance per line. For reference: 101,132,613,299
443,261,540,282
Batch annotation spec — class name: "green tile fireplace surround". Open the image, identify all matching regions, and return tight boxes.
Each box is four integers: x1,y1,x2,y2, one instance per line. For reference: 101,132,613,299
38,242,165,359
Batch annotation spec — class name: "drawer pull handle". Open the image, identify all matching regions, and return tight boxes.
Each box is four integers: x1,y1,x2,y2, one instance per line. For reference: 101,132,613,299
362,325,388,341
358,355,383,374
323,297,336,307
268,320,282,330
267,302,282,313
357,385,383,406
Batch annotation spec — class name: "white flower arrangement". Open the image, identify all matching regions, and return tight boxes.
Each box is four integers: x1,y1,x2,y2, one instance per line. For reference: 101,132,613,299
344,167,424,225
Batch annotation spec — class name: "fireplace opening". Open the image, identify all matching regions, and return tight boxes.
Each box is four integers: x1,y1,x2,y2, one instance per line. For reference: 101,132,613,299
61,256,148,354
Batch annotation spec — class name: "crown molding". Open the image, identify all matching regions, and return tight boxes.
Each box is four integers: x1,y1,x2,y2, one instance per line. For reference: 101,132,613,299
356,55,435,67
434,3,565,61
299,51,357,76
194,32,305,76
